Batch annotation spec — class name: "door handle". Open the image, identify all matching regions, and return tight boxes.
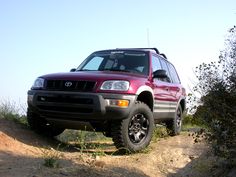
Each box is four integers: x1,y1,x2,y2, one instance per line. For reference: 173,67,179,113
165,87,170,91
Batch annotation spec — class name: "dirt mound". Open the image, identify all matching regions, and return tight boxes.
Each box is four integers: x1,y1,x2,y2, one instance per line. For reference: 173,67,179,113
0,132,19,150
0,118,44,156
0,118,221,177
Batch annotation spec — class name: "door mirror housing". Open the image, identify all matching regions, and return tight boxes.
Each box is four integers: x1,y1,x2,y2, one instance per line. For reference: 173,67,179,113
153,69,171,82
153,69,167,78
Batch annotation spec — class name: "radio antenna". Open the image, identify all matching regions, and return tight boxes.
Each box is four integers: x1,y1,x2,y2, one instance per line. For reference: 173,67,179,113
147,28,150,47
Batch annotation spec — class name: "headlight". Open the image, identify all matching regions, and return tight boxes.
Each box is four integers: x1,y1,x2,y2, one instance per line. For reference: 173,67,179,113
100,80,129,91
31,78,45,89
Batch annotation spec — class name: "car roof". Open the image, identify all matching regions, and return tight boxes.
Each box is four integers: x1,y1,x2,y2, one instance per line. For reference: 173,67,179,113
95,48,157,53
93,48,167,59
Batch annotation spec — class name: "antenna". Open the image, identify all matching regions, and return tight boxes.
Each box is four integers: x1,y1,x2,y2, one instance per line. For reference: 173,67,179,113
146,28,150,47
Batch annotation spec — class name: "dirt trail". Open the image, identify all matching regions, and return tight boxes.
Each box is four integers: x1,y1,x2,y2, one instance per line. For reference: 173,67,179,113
0,118,211,177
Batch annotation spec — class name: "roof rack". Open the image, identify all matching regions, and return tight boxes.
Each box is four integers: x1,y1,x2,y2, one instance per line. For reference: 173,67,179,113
116,48,160,54
160,53,167,59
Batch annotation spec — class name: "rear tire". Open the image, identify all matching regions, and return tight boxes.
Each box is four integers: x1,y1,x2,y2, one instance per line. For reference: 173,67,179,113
111,102,154,152
27,109,64,137
166,105,183,136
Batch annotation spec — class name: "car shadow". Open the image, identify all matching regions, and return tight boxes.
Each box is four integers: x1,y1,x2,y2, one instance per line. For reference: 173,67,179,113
0,118,124,155
0,150,149,177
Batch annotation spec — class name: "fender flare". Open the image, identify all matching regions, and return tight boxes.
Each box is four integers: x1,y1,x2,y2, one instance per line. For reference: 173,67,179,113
135,85,154,110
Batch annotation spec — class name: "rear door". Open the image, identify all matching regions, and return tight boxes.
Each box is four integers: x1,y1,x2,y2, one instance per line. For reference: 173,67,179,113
159,58,180,116
166,62,183,108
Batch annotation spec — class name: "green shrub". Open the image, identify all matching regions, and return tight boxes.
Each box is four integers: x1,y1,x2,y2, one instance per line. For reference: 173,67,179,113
152,125,169,142
190,26,236,167
41,146,61,168
182,114,204,127
182,114,194,125
0,100,28,126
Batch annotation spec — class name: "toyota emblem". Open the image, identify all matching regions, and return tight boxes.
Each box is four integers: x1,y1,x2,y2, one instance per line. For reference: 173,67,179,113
65,81,72,87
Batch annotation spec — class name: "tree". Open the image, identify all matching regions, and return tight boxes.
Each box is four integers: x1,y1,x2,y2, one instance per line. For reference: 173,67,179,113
192,26,236,164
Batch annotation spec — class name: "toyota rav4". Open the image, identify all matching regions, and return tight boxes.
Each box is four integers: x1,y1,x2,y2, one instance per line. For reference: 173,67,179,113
27,48,186,152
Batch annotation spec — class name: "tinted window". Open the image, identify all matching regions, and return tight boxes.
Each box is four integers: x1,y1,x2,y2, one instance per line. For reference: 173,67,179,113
78,51,149,75
159,58,172,83
151,55,162,72
167,63,181,84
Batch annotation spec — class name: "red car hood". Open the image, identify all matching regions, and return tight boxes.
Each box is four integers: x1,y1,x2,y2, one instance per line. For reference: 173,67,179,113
40,71,147,82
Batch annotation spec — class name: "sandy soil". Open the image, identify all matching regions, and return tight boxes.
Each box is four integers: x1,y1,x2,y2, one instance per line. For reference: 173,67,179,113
0,118,220,177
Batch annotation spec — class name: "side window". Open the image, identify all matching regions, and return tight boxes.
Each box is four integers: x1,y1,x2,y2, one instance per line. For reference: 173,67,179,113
167,63,181,84
151,55,162,72
159,58,172,83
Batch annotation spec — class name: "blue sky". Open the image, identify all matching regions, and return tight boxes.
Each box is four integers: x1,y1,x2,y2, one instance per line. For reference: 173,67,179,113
0,0,235,107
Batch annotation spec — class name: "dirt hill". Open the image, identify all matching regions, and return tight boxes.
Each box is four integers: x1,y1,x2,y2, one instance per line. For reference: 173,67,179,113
0,118,222,177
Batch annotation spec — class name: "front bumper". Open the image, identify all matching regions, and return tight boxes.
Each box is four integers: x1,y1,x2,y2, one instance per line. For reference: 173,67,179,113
27,90,136,121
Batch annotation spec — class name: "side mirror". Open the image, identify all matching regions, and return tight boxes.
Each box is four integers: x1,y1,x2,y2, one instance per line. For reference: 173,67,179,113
153,69,171,82
153,69,167,78
70,68,76,72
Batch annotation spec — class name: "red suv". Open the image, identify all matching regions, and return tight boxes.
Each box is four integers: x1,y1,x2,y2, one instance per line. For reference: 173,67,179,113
27,48,186,152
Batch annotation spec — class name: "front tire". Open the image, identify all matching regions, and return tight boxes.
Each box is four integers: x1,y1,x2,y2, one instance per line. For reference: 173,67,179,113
111,102,154,152
166,105,183,136
27,109,64,137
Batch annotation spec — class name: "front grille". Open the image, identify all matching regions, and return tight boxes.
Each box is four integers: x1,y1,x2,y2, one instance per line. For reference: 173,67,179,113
37,96,93,105
45,80,96,92
36,94,95,114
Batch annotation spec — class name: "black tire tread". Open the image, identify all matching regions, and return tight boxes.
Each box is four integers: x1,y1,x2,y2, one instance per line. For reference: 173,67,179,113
166,105,182,136
111,119,125,149
27,109,64,137
111,101,153,152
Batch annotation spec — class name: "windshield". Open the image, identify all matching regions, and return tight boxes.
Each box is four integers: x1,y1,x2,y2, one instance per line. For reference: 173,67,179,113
77,51,149,75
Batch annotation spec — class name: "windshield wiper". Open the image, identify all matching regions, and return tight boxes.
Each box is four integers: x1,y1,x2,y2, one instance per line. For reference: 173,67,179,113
79,69,96,71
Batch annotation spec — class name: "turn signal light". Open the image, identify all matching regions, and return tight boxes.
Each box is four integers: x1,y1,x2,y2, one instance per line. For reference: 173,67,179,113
117,100,129,107
106,99,129,108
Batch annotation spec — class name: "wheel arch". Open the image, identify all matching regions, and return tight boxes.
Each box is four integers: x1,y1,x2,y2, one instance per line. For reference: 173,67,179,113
135,86,154,111
179,97,186,114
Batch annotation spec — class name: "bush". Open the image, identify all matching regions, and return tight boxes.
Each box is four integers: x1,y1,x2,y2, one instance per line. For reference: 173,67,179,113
191,26,236,164
0,100,28,126
41,146,61,168
182,114,203,126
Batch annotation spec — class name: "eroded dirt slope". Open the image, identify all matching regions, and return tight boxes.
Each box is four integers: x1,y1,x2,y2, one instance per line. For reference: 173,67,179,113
0,118,211,177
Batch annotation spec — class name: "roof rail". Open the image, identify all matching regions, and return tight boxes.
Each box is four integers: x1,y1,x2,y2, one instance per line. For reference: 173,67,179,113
116,48,160,54
160,53,167,59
